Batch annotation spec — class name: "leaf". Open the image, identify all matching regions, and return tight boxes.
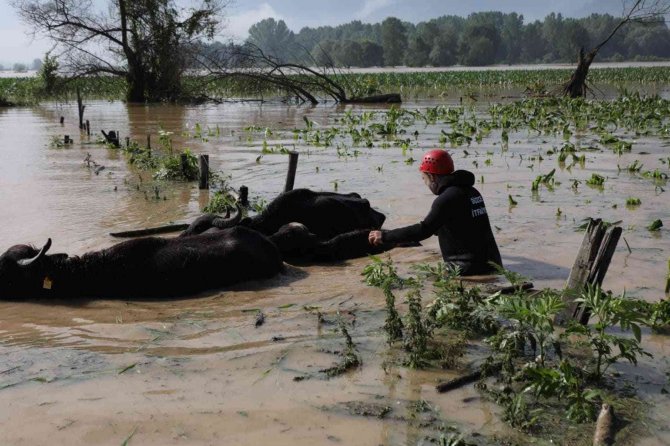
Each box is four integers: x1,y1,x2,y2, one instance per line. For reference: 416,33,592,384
118,363,137,375
121,427,138,446
631,324,642,343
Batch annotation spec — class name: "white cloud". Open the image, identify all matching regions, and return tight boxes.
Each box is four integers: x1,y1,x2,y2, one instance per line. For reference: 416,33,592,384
355,0,393,19
223,3,284,41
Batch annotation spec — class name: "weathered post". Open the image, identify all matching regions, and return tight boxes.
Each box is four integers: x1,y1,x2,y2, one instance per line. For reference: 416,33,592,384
125,137,130,148
86,120,90,136
76,87,85,130
59,116,64,125
147,134,151,150
199,154,209,189
180,153,188,178
555,219,622,325
284,151,299,192
239,186,249,207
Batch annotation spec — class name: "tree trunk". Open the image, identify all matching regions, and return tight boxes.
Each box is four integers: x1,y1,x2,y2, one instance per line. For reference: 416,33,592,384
126,67,147,102
562,47,597,98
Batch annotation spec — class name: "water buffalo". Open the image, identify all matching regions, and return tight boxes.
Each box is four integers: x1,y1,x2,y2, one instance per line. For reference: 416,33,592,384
0,219,283,300
181,189,387,239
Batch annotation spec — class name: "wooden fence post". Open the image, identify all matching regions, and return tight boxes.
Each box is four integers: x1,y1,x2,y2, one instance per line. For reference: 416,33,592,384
284,151,299,192
180,153,188,178
199,154,209,189
76,87,85,130
555,219,622,325
239,186,249,207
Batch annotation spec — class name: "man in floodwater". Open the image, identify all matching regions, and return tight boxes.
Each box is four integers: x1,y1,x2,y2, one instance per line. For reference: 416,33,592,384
368,149,502,276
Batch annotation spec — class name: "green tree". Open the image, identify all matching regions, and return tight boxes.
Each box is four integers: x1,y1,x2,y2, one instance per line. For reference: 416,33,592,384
39,51,60,94
12,0,224,102
312,40,338,66
360,40,384,67
625,24,670,58
338,40,365,67
405,35,431,66
501,13,524,64
247,18,296,62
459,22,500,65
381,17,408,66
521,21,548,62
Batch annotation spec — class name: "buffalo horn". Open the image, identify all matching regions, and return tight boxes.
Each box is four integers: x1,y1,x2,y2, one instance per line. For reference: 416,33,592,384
18,238,53,267
214,204,243,229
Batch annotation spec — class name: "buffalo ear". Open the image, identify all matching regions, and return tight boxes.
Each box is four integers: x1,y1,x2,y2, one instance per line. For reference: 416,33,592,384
17,238,52,267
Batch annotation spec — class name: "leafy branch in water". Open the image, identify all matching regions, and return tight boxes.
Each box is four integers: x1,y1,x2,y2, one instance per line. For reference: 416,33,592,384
403,286,430,369
321,317,361,378
382,282,404,345
362,255,403,288
569,284,651,380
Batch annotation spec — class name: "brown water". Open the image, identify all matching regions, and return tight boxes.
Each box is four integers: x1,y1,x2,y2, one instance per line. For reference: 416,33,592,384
1,97,669,445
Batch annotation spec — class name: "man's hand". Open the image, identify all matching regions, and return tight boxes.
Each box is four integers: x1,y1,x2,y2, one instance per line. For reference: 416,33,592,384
368,230,383,246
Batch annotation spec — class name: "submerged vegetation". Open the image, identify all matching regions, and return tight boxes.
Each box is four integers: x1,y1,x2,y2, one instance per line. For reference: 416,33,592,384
4,66,670,105
362,257,668,441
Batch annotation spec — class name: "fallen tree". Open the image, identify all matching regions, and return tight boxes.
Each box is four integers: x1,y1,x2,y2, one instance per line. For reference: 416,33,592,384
563,0,670,97
196,43,401,104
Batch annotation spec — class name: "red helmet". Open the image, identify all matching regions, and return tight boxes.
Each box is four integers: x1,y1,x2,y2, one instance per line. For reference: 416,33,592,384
419,150,454,175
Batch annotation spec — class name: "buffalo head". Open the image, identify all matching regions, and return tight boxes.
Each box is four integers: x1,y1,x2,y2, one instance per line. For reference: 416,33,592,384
268,222,317,261
0,239,55,298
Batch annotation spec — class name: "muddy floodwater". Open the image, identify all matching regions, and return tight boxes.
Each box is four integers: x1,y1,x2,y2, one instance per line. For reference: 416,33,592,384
1,92,669,445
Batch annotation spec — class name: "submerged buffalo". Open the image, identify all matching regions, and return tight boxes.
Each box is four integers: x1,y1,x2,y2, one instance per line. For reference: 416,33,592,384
181,189,387,239
0,217,283,299
0,214,404,300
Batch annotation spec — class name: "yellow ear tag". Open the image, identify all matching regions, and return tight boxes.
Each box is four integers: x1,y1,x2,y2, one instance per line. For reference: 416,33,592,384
43,277,53,290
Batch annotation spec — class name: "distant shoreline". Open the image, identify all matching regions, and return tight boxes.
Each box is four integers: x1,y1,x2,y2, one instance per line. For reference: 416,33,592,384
343,61,670,73
3,61,670,79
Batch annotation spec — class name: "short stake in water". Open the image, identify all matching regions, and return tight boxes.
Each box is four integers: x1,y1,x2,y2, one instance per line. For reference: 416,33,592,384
199,154,209,190
284,151,299,192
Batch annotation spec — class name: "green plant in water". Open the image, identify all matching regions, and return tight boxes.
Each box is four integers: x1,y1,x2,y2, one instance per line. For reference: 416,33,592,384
531,169,556,192
489,262,527,291
382,282,404,345
153,149,199,181
569,284,651,381
493,290,565,366
49,135,65,149
431,285,499,336
500,392,540,432
625,197,641,207
403,286,430,369
586,173,606,187
322,318,361,378
362,255,402,288
647,219,663,231
647,297,670,329
203,190,237,214
625,160,643,172
250,196,268,213
523,360,599,423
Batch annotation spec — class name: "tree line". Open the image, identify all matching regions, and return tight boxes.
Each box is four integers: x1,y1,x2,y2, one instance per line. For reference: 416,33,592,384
239,12,670,67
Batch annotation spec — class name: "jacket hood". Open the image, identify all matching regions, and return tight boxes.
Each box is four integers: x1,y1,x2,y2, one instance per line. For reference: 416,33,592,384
438,170,475,192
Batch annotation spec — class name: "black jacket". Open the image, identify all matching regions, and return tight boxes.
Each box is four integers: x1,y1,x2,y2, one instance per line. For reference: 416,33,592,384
382,170,502,275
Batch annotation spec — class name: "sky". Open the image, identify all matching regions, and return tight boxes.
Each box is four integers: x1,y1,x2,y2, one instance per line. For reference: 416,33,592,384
0,0,625,66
